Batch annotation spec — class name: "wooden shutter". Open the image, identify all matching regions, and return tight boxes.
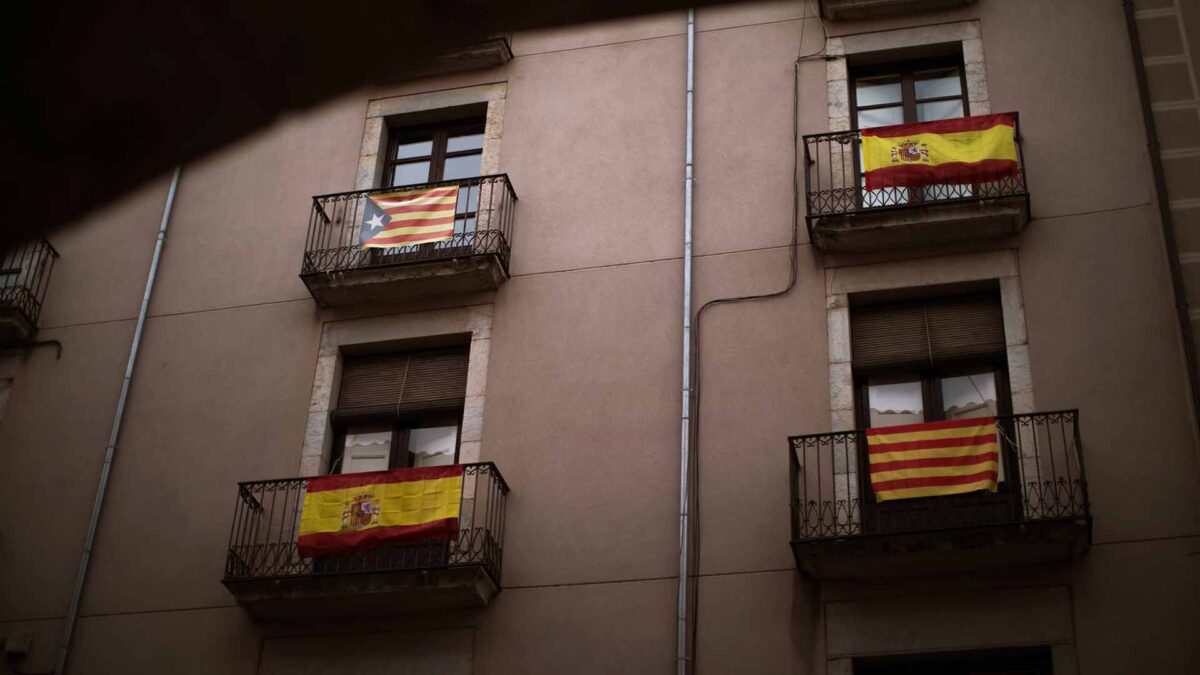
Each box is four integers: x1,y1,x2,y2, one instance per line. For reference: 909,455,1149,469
851,293,1005,370
334,347,469,421
848,303,931,370
924,295,1006,362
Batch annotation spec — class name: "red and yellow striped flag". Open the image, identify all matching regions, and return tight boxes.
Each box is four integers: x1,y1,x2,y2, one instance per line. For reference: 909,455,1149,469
359,185,459,249
296,465,463,558
861,112,1018,190
866,417,999,502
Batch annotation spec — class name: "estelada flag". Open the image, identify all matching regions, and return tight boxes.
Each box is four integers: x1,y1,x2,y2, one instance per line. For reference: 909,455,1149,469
359,185,459,249
866,417,1000,502
860,112,1018,190
296,465,464,558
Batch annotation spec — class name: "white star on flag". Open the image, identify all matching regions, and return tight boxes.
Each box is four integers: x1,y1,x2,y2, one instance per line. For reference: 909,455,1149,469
367,213,386,230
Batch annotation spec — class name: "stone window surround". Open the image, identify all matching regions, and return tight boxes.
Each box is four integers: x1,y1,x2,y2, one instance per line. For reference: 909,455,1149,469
826,249,1034,432
356,82,507,191
825,20,991,132
824,586,1078,675
298,304,493,476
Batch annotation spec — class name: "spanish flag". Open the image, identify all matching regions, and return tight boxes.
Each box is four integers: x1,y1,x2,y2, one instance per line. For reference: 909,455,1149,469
359,185,459,249
296,465,463,558
866,417,999,502
861,113,1018,190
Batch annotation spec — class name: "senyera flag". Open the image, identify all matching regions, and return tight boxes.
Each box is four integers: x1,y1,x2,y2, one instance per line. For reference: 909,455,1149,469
359,185,459,249
296,465,464,558
866,417,1000,502
860,112,1018,190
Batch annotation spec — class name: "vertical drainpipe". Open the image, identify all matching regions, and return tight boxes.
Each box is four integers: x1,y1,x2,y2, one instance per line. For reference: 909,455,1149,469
677,9,696,675
54,166,181,675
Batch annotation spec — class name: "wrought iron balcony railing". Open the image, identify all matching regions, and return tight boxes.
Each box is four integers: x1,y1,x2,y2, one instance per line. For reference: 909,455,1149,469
223,462,509,586
802,114,1028,223
302,174,516,277
1,238,58,334
789,410,1089,543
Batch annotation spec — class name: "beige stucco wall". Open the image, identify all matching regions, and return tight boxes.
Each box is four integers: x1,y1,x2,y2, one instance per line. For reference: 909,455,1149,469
1,2,1198,674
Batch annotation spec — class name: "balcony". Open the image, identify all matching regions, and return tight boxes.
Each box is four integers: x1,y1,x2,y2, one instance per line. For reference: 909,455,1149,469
788,411,1091,579
803,118,1029,252
0,239,57,347
222,462,509,621
416,35,513,77
818,0,976,20
300,174,516,307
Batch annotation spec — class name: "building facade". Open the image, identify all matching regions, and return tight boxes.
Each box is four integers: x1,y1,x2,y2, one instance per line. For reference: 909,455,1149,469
2,1,1199,673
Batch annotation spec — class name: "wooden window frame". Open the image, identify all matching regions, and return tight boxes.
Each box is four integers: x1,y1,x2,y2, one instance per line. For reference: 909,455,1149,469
330,413,463,474
848,56,971,209
850,291,1021,523
849,55,971,129
853,358,1022,520
329,346,469,474
853,359,1013,427
383,118,486,189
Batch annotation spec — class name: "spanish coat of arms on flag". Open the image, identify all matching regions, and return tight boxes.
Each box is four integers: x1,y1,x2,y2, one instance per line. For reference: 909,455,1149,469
359,185,460,249
296,465,464,558
860,112,1019,191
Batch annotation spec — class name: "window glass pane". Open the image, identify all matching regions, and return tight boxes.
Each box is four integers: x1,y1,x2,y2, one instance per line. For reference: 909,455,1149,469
940,371,1005,482
394,139,433,160
857,105,904,130
442,153,482,181
408,426,458,467
455,185,480,214
454,216,476,236
340,426,392,474
917,99,964,122
447,133,485,152
941,372,999,420
391,161,430,187
867,377,924,428
855,80,902,107
915,72,962,100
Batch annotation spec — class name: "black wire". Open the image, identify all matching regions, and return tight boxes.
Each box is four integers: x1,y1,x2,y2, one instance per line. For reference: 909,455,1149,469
686,6,825,662
685,56,808,673
684,5,827,668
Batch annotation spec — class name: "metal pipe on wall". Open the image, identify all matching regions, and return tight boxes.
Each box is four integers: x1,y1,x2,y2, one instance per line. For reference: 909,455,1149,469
54,165,182,675
676,8,696,675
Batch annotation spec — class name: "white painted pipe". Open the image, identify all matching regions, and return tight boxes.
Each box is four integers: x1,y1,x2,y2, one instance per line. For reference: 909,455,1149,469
55,165,181,675
676,9,696,675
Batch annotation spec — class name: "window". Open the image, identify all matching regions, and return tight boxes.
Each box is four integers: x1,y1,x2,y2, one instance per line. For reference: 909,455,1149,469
851,55,971,204
850,285,1015,489
383,117,486,240
851,288,1010,429
385,119,485,188
329,347,469,474
851,56,969,129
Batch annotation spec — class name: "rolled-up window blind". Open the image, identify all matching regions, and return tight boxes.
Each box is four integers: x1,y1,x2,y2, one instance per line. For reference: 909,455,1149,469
851,293,1005,370
333,347,468,422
